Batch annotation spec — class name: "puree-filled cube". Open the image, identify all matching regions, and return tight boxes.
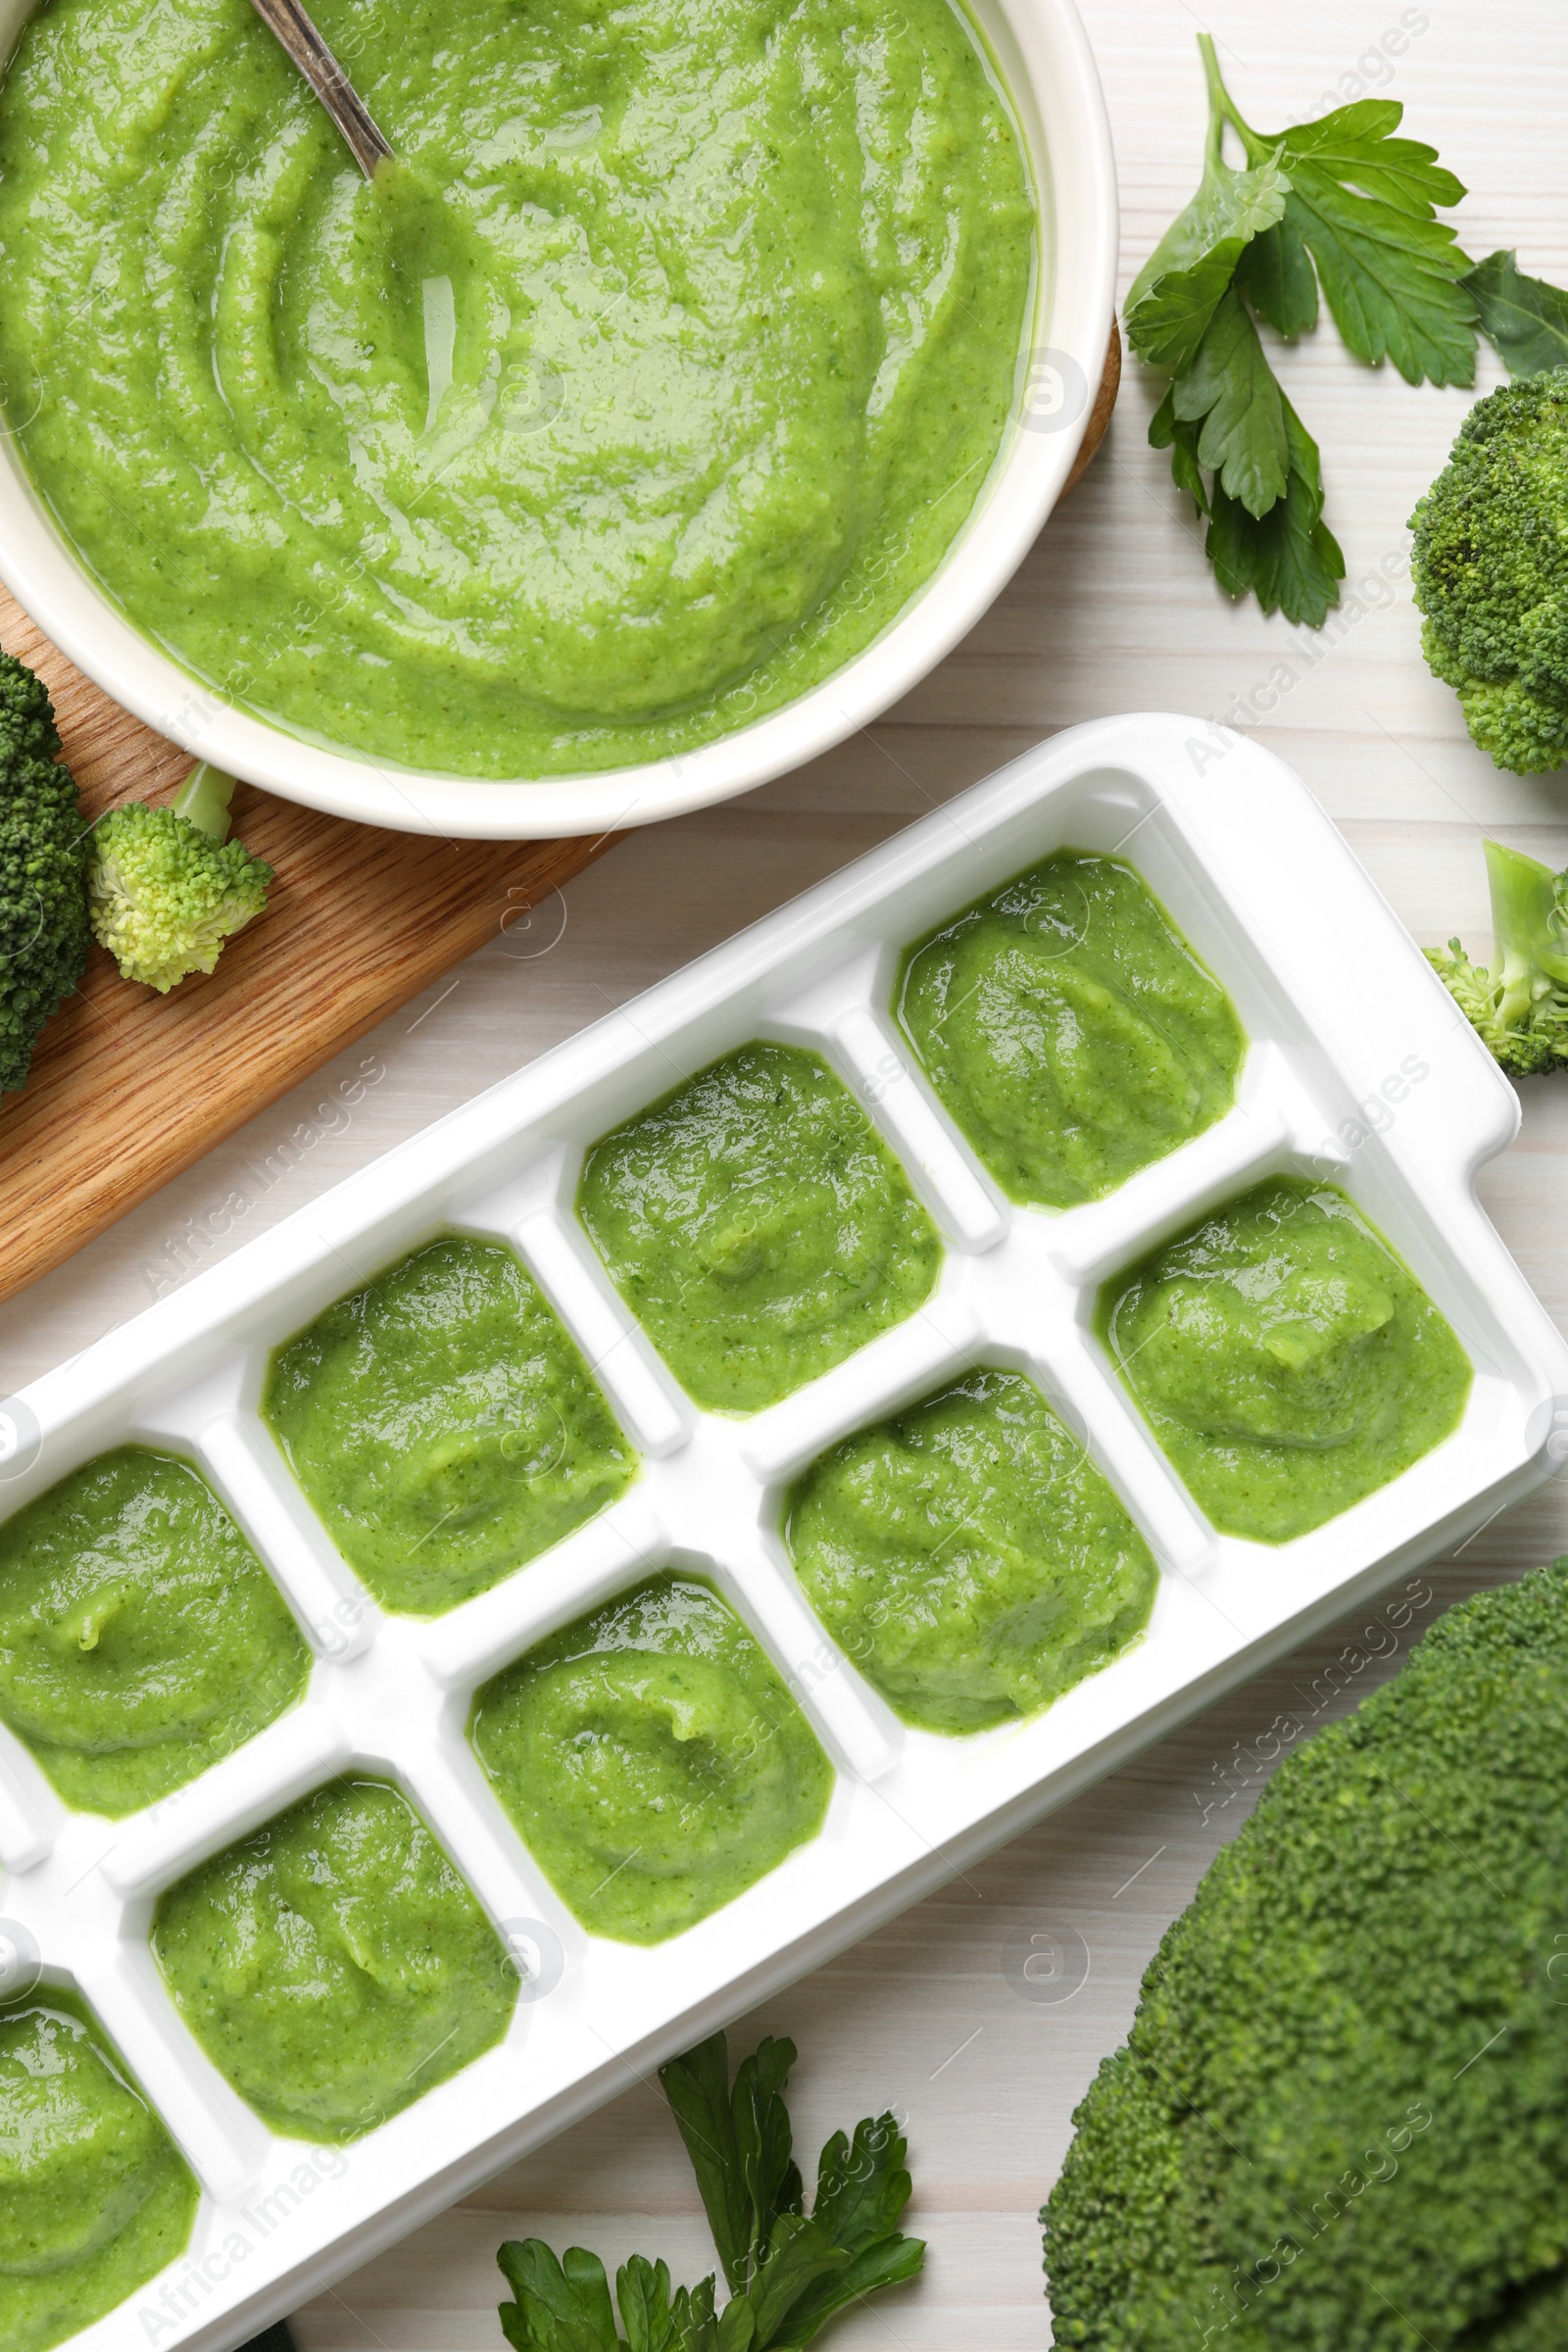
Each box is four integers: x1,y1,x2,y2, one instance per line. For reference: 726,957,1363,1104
897,852,1247,1209
577,1042,941,1413
153,1778,517,2143
0,1447,309,1817
264,1236,637,1616
1099,1178,1473,1543
786,1368,1157,1736
469,1573,833,1943
0,1987,197,2352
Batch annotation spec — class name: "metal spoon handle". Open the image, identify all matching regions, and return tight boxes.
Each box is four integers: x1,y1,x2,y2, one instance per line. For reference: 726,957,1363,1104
248,0,393,178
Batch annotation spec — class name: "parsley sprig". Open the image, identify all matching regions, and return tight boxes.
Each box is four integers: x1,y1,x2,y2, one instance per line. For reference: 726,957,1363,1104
497,2034,924,2352
1462,249,1568,378
1128,37,1548,626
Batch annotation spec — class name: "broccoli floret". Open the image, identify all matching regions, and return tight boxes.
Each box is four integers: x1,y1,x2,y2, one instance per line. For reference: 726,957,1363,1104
90,763,272,994
1427,837,1568,1076
1410,369,1568,774
1043,1561,1568,2351
0,649,90,1095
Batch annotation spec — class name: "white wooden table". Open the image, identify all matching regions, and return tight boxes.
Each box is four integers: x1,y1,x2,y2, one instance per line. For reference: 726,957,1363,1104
4,3,1566,2343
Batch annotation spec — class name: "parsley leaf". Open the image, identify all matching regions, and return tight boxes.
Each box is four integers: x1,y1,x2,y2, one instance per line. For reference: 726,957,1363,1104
1226,99,1476,383
497,2035,925,2352
810,2114,918,2256
498,2240,626,2352
1267,168,1476,383
1169,286,1289,516
745,2214,850,2347
498,2249,760,2352
1152,371,1345,627
1235,217,1320,341
1205,396,1346,626
662,2034,804,2298
1268,99,1465,215
769,2116,925,2348
1124,151,1291,373
1463,249,1568,377
1149,384,1209,514
616,2256,716,2352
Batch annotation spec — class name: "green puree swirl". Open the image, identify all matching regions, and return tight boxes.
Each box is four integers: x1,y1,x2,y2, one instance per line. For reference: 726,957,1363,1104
0,1448,308,1818
0,0,1033,779
154,1778,517,2142
471,1574,832,1943
786,1369,1157,1735
0,1990,197,2352
264,1238,636,1617
1100,1179,1473,1544
898,853,1247,1208
578,1043,941,1413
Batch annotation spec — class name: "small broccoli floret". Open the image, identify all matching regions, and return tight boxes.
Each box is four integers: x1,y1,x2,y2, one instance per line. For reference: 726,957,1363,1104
1043,1561,1568,2351
1410,368,1568,774
1427,838,1568,1076
0,649,91,1095
89,764,272,994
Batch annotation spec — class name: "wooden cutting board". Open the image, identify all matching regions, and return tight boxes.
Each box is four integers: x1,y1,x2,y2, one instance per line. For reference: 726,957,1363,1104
0,609,617,1306
0,327,1118,1309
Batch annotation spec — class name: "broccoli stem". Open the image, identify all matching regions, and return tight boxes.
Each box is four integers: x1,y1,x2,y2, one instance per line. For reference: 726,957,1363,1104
172,762,238,844
1486,838,1568,1026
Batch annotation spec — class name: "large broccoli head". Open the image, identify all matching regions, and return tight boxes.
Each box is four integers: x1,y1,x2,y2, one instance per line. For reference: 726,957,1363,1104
1044,1561,1568,2350
1410,369,1568,774
0,649,90,1094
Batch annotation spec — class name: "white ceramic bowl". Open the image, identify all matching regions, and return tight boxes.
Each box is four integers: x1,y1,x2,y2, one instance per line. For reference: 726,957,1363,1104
0,0,1116,839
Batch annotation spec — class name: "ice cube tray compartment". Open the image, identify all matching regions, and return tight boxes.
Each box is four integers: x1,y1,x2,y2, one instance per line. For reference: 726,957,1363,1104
1,715,1563,2352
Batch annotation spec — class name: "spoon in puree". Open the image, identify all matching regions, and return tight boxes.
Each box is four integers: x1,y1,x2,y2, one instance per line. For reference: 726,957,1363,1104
247,0,393,177
247,0,481,442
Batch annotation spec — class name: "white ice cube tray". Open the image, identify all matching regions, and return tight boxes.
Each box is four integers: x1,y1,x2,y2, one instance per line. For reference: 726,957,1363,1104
3,712,1564,2352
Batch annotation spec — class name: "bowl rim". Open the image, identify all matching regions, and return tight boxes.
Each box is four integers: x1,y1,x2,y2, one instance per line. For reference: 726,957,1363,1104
0,0,1118,839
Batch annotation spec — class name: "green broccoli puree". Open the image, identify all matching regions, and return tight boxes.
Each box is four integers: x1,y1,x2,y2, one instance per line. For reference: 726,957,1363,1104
153,1777,517,2143
1099,1179,1473,1544
0,1447,308,1818
785,1368,1158,1735
897,853,1247,1208
264,1238,636,1617
0,0,1034,781
578,1044,941,1413
0,1989,197,2352
470,1573,833,1943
